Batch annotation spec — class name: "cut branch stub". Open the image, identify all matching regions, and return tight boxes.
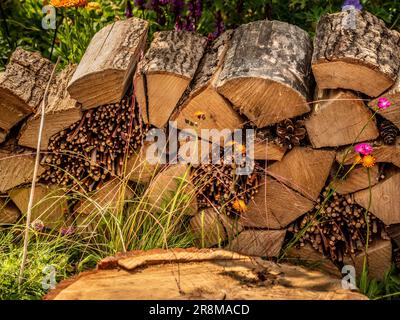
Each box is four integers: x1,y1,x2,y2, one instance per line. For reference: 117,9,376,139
215,20,313,128
171,31,244,135
0,48,54,131
135,31,207,128
305,89,379,148
241,176,314,229
18,65,82,150
268,147,336,201
354,172,400,225
312,11,400,97
67,17,149,109
369,72,400,129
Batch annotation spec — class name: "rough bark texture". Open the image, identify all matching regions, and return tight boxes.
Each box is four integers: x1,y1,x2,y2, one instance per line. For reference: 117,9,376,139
369,71,400,129
354,172,400,225
8,184,67,229
68,18,149,109
336,138,400,168
172,31,244,135
216,20,313,128
145,164,197,215
241,176,314,229
0,149,45,193
268,147,336,201
44,248,367,300
0,48,54,131
0,197,20,224
306,89,379,148
227,229,286,258
312,11,400,97
18,65,82,150
135,31,207,128
344,240,392,281
332,165,380,195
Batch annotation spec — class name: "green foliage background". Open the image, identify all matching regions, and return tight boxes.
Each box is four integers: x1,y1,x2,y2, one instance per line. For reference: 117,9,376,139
0,0,398,70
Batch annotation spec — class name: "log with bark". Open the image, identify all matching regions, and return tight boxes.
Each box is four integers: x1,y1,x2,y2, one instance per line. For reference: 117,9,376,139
0,48,54,132
44,248,367,300
67,17,149,109
305,89,379,148
312,11,400,97
18,65,82,150
171,31,244,135
8,184,67,229
215,20,313,128
135,31,207,128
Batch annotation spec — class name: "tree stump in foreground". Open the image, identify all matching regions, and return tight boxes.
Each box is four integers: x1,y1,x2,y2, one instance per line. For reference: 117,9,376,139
312,11,400,97
44,248,367,300
216,20,313,128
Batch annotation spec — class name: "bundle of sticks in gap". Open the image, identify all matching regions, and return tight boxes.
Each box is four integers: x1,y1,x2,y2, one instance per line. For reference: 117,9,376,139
41,95,147,191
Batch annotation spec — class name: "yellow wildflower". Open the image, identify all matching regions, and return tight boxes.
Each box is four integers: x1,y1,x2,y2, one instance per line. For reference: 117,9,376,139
354,154,363,165
232,199,247,213
86,1,101,11
362,155,376,168
50,0,88,8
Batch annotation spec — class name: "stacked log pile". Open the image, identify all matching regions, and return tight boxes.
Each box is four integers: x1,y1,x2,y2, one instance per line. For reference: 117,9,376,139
0,11,400,280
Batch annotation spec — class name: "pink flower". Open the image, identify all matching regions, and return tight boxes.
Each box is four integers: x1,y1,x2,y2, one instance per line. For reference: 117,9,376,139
354,143,374,155
60,226,75,236
377,97,391,110
31,219,45,231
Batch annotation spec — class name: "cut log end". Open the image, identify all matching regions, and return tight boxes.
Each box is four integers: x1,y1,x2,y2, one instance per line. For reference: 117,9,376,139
218,77,310,128
312,61,394,97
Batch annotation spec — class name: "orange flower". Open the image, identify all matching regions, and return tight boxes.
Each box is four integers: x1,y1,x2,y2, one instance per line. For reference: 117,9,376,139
232,199,247,213
354,154,363,164
51,0,88,8
362,155,376,168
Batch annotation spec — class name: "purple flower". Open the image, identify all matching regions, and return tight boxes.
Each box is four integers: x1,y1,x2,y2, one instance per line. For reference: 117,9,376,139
31,219,45,232
354,143,374,156
134,0,146,10
208,10,225,41
126,0,133,17
188,0,202,22
377,97,391,110
60,226,75,236
342,0,363,11
171,0,185,18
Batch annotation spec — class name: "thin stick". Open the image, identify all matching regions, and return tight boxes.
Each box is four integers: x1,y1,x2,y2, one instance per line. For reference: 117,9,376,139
18,57,60,285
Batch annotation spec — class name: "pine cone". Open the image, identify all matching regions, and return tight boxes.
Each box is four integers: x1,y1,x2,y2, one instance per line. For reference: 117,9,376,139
379,119,399,145
276,119,306,149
